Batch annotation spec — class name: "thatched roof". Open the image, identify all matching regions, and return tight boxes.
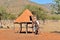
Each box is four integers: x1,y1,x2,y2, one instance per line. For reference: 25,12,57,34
14,9,33,23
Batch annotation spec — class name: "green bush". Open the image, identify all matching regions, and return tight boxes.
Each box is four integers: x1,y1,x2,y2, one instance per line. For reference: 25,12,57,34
47,14,60,20
20,5,60,20
24,5,48,20
0,7,16,20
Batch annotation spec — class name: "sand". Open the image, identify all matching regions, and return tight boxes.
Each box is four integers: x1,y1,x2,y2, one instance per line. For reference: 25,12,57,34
0,29,60,40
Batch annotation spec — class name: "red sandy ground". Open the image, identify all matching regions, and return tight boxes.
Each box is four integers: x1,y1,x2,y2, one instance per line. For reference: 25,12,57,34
0,29,60,40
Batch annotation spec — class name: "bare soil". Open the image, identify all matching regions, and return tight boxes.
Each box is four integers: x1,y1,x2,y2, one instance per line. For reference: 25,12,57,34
0,20,60,40
0,29,60,40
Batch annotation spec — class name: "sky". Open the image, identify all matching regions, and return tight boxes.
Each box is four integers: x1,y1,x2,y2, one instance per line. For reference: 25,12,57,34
30,0,53,4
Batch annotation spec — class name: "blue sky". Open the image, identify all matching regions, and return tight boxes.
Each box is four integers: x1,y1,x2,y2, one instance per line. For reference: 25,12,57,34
30,0,53,4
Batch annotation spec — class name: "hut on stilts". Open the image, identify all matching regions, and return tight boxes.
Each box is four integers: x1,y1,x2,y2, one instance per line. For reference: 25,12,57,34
14,9,33,34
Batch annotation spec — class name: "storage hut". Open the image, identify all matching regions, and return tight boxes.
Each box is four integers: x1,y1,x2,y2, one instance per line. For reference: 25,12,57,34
14,9,33,34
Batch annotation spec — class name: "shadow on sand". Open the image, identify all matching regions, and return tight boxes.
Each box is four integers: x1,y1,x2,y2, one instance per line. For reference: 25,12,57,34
51,31,60,33
20,31,32,34
15,31,33,34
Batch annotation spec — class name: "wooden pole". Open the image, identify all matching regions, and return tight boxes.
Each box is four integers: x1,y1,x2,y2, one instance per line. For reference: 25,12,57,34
26,23,28,34
20,23,22,33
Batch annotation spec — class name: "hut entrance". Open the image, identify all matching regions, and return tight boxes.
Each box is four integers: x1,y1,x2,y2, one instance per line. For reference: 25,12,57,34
30,16,32,21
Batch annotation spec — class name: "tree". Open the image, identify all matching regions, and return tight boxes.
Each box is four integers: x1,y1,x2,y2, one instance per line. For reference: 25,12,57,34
24,5,47,20
0,13,2,20
0,7,16,20
55,0,60,14
52,0,60,14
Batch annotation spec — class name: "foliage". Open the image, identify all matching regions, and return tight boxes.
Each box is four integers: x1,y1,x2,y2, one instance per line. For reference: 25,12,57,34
55,0,60,14
24,5,48,20
19,4,60,20
0,7,16,20
47,14,60,20
51,0,60,14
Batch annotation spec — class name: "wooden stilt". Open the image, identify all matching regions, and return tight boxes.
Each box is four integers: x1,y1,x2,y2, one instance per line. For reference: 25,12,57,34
32,26,33,33
26,23,28,34
20,23,22,33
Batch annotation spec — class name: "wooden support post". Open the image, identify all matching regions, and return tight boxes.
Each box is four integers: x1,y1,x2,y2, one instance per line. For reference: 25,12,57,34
26,23,28,34
32,23,34,33
20,23,22,33
32,26,33,33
